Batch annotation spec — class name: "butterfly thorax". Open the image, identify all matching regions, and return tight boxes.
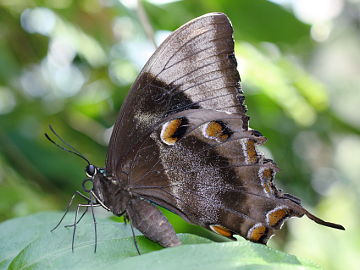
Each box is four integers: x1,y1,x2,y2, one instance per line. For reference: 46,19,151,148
92,170,130,216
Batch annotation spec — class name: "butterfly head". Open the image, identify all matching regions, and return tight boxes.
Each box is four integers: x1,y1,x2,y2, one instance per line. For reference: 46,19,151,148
85,164,97,178
82,164,111,209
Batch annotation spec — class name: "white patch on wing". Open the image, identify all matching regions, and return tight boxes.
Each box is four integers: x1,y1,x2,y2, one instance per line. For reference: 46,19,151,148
134,111,156,129
240,138,249,164
160,121,175,145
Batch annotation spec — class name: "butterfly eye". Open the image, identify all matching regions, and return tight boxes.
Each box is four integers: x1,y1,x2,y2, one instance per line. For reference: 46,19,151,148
85,164,96,177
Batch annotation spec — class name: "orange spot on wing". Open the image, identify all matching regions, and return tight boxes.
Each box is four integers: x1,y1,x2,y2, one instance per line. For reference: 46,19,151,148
205,121,229,142
248,224,267,242
262,168,273,179
161,119,182,145
259,168,274,196
210,225,233,238
267,208,289,227
246,139,257,163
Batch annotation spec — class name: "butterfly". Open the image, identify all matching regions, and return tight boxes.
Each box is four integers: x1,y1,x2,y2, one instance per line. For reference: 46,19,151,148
48,12,344,252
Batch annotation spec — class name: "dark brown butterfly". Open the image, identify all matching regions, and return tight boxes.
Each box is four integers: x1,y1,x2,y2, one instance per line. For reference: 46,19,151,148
48,12,344,251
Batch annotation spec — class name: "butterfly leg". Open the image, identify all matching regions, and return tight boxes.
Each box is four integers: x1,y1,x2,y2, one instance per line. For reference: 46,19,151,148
89,192,98,253
116,210,140,253
126,198,181,248
70,202,101,252
129,219,141,255
64,207,88,228
51,191,90,232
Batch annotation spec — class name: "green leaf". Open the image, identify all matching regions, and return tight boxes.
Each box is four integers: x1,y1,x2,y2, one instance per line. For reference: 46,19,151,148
0,212,320,270
118,241,320,270
0,212,61,269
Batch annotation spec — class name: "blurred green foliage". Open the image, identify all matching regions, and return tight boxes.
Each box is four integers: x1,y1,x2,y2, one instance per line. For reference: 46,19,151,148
0,0,359,269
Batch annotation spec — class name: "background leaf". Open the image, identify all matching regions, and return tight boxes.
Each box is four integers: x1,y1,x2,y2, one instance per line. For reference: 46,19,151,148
1,212,319,270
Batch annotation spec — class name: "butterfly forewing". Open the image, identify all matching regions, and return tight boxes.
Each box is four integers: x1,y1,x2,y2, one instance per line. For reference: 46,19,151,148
106,13,246,173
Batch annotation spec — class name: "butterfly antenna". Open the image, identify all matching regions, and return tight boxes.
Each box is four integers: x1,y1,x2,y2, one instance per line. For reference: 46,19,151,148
45,126,90,165
49,125,87,158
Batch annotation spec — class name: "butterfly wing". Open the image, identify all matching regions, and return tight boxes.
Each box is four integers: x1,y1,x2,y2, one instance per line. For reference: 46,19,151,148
106,12,245,174
106,13,344,245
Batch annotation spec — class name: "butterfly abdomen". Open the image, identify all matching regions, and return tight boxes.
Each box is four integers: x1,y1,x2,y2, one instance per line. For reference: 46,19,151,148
127,198,181,247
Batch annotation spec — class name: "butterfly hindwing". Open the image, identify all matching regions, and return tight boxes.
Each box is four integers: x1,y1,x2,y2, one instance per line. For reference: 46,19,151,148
128,110,308,243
